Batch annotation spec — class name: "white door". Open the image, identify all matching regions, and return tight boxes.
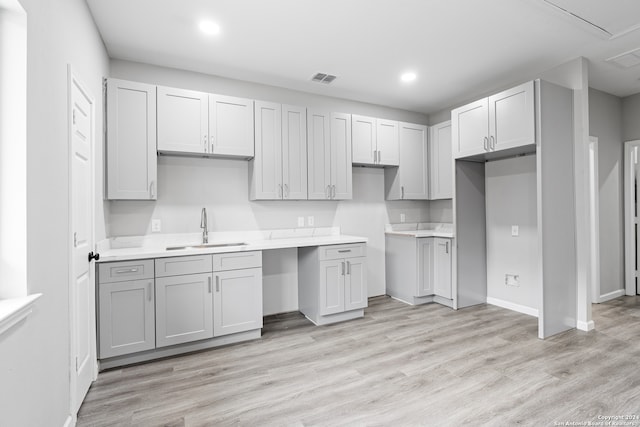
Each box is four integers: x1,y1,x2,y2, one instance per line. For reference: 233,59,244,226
351,114,376,165
434,238,452,299
210,94,254,157
398,122,429,200
376,119,400,166
429,121,453,200
331,112,352,200
488,81,535,152
452,98,488,158
307,110,331,200
344,257,367,311
157,86,208,154
68,68,96,414
624,141,640,296
252,101,282,200
282,105,307,200
213,268,263,337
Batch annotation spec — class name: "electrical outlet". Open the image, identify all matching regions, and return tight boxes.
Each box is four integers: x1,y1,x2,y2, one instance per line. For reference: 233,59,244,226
505,274,520,287
511,225,519,237
400,213,406,223
307,216,314,226
151,219,162,232
297,216,304,227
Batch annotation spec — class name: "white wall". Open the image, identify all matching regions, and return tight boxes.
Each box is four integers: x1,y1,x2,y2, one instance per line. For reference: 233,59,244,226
485,155,539,312
589,88,624,298
107,60,432,301
0,0,109,425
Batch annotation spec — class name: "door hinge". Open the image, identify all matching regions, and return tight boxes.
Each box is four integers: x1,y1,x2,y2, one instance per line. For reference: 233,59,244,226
75,356,79,372
73,232,77,248
72,109,76,125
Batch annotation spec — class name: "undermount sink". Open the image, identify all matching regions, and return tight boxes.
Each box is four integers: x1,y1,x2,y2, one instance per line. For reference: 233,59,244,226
166,242,247,251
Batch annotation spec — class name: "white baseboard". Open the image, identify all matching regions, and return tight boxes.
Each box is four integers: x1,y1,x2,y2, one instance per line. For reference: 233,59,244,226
486,297,538,317
577,320,595,332
596,289,626,303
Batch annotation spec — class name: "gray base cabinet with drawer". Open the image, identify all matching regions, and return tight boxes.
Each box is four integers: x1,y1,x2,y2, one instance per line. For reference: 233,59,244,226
298,243,367,325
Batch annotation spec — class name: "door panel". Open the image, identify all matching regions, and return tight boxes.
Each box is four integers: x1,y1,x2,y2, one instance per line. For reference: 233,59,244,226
489,81,535,151
210,95,254,157
418,238,434,296
157,86,208,154
434,238,452,299
377,119,399,166
453,98,488,158
331,112,352,199
283,105,307,200
213,268,263,337
253,101,282,199
352,114,376,165
319,260,345,315
307,110,331,199
430,121,453,200
399,122,429,199
345,257,367,310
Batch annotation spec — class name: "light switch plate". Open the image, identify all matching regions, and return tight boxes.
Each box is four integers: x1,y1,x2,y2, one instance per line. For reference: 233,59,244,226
297,216,304,227
511,225,519,237
307,216,314,226
151,219,162,232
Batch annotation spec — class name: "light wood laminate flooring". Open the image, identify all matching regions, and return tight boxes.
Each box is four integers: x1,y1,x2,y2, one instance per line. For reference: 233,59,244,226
78,296,640,426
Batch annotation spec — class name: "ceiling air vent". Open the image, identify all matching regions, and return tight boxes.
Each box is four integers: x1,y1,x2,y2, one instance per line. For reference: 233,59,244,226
311,73,337,84
606,48,640,69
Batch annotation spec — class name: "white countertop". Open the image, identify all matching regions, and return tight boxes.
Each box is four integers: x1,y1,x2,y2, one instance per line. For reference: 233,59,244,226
384,223,454,239
97,227,367,262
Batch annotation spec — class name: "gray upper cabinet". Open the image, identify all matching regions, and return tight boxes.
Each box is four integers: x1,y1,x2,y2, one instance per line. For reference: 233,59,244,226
157,85,254,158
106,78,157,200
429,120,453,200
352,115,399,167
452,81,535,159
385,122,429,200
250,102,307,200
307,110,352,200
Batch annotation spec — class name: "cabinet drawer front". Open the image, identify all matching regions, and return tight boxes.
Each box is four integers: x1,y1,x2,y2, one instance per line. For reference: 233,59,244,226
155,255,213,277
213,251,262,271
99,259,154,283
319,243,366,261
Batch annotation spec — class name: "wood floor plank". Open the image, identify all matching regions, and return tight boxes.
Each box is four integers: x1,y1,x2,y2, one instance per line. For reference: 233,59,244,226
78,295,640,426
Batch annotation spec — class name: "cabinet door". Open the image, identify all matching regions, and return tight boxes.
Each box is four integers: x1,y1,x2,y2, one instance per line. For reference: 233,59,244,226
376,119,400,166
106,79,157,200
331,112,353,200
210,94,254,157
398,122,429,200
452,98,488,158
488,81,535,152
282,105,307,200
307,110,332,200
252,101,282,200
417,238,434,296
157,86,208,155
351,115,376,165
433,238,452,299
213,268,263,337
345,257,367,311
429,121,453,200
98,279,155,358
319,260,345,315
155,272,213,347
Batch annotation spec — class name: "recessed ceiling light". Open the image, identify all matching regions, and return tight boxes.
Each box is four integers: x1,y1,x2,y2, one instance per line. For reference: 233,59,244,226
199,20,221,36
401,72,417,83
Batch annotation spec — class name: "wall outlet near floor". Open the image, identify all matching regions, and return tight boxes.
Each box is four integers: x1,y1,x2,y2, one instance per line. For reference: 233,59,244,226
151,219,162,232
511,225,519,237
297,216,304,227
505,274,520,287
307,216,314,226
400,213,406,223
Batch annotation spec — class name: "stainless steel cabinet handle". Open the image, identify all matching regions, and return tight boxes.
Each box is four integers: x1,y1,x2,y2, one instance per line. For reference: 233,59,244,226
210,135,215,153
284,184,289,198
401,186,405,199
490,135,495,151
116,268,138,274
148,282,153,301
341,261,345,276
374,150,377,164
149,181,156,198
204,135,208,153
326,185,330,199
378,150,381,163
446,241,449,254
347,261,351,275
332,185,336,199
216,276,220,292
208,276,212,293
338,249,351,253
483,137,488,151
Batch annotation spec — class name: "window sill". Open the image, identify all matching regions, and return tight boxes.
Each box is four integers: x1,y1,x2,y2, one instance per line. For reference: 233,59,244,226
0,293,42,337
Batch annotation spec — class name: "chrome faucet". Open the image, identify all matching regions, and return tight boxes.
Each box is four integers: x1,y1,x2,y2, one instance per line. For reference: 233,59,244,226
200,207,208,244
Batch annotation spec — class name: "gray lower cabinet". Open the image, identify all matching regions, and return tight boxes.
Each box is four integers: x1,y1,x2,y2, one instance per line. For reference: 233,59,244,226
433,238,452,299
213,268,263,337
98,278,155,358
299,243,367,325
155,272,214,347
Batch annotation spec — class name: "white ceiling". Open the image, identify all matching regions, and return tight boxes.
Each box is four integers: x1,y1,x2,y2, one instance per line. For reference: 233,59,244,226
85,0,640,114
